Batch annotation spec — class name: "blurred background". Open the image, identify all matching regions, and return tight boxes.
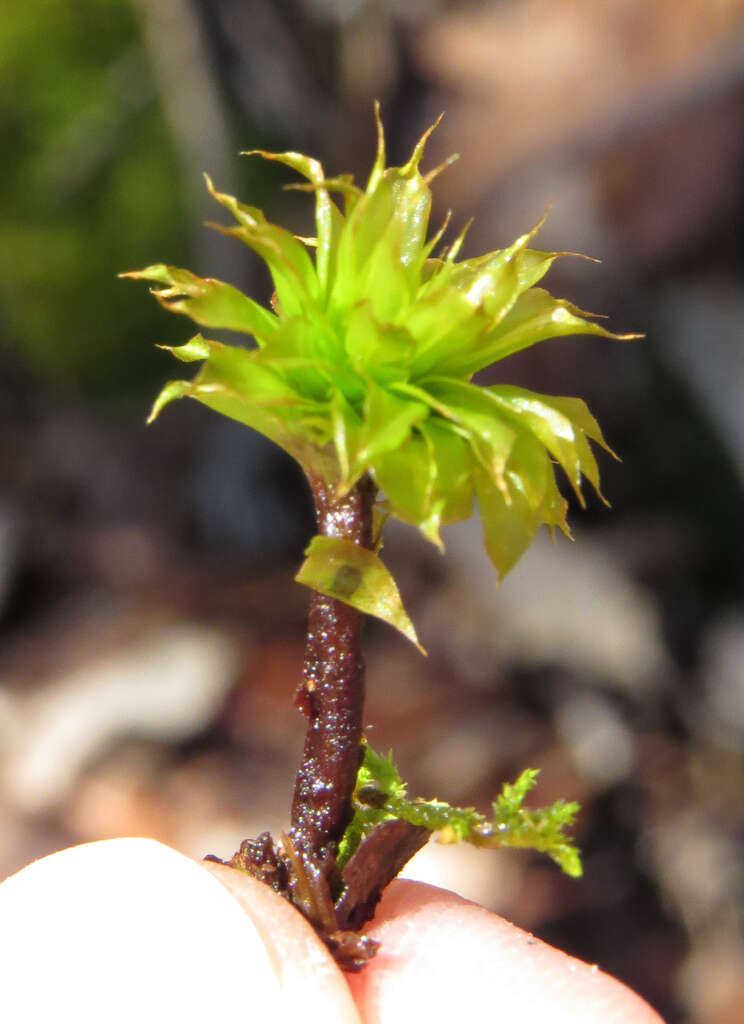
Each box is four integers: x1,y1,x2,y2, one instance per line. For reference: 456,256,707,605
1,2,743,1019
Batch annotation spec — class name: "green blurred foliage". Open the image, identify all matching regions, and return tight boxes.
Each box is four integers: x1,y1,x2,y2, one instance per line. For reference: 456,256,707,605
0,1,188,400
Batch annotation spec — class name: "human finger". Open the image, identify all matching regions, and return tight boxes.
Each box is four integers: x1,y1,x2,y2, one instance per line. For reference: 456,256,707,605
0,838,357,1023
202,858,360,1022
346,880,665,1024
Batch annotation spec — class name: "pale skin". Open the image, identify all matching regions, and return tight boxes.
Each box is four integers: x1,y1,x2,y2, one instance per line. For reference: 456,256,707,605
0,839,663,1023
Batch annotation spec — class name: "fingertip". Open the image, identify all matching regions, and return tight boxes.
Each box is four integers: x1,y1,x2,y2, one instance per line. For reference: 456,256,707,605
0,838,283,1019
202,859,361,1024
0,838,361,1024
347,880,664,1024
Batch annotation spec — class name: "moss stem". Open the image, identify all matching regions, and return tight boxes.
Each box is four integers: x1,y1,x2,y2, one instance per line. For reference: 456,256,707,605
289,474,376,867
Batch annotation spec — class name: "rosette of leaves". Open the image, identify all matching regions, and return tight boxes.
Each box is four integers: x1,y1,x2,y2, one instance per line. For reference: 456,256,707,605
123,105,630,646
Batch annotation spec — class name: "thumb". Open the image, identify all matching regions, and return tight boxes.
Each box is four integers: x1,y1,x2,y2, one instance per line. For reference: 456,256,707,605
0,838,358,1024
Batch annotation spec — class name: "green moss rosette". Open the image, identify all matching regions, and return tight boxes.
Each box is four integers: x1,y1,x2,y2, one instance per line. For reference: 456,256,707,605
124,106,632,604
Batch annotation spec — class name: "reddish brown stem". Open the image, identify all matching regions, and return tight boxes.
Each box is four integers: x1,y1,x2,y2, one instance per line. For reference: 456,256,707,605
218,471,430,968
289,475,376,868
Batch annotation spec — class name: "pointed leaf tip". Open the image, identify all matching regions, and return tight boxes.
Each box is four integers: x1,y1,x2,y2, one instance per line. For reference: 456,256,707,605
367,100,386,192
401,112,445,178
157,335,211,362
147,380,191,423
422,152,459,186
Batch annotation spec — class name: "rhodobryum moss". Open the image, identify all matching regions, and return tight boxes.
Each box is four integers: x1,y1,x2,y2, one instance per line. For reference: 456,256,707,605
123,105,633,969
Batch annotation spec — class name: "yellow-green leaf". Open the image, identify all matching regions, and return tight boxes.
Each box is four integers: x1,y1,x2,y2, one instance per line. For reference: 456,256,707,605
119,265,277,342
295,535,424,652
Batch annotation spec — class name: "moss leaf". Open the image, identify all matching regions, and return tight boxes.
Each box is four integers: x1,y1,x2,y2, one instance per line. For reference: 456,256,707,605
119,265,277,342
296,535,423,652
